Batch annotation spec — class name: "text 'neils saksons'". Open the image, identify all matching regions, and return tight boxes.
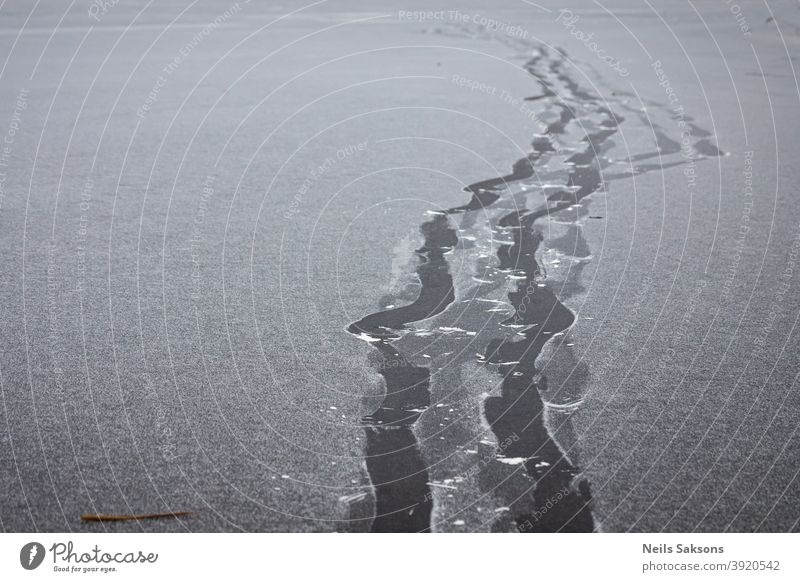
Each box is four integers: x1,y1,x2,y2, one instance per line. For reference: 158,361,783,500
643,544,724,554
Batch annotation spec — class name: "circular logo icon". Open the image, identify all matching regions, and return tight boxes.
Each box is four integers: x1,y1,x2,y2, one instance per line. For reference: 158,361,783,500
20,542,45,570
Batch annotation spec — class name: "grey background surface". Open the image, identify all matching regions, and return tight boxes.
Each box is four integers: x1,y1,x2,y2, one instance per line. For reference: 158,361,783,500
0,0,798,532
